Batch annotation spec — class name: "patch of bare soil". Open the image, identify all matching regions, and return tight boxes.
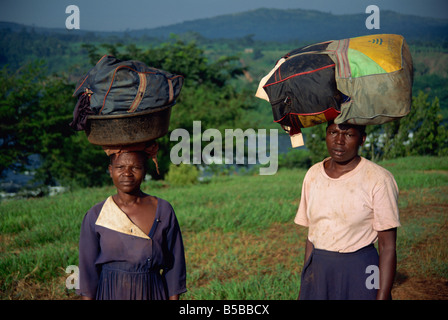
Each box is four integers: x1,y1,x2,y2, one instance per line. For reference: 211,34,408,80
391,198,448,300
392,277,448,300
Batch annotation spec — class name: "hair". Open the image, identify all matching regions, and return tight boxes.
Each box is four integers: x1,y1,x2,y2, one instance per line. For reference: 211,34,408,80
326,120,366,137
109,151,149,170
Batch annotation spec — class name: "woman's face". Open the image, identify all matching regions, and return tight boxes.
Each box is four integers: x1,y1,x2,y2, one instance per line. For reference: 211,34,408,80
326,123,366,164
109,152,146,194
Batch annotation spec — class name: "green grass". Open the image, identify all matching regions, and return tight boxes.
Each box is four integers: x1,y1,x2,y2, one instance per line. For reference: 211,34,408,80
1,156,447,299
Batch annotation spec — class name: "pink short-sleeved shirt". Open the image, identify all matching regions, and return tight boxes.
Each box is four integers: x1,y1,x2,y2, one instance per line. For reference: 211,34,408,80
294,157,400,253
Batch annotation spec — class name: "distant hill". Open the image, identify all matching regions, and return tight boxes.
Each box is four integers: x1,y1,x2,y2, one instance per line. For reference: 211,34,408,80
131,8,448,42
1,8,448,42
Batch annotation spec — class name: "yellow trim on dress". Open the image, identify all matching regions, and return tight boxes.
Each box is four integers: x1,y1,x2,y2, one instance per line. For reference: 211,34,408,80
95,196,151,240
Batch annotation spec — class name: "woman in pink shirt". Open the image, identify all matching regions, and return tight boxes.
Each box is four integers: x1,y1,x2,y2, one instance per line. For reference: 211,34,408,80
295,121,400,300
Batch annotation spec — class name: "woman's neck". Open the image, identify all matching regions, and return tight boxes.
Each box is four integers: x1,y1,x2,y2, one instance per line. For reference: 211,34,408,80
324,155,361,178
113,190,146,207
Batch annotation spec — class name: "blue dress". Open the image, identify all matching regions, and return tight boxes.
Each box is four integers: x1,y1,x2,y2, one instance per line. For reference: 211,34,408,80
77,196,187,300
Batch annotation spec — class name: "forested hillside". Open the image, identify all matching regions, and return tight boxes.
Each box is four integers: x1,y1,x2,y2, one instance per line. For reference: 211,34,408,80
133,8,448,42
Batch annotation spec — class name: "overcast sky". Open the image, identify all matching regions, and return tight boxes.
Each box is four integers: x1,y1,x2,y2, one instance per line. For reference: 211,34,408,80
1,0,447,32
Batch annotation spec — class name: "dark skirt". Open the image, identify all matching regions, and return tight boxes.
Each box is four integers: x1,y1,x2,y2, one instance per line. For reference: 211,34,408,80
299,244,379,300
96,262,168,300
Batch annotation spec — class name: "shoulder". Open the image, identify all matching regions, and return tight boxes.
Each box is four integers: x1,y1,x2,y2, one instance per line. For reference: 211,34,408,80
83,198,107,222
156,197,175,212
156,197,183,230
156,197,178,220
360,158,398,193
303,159,326,180
311,158,327,171
79,198,108,234
361,157,395,180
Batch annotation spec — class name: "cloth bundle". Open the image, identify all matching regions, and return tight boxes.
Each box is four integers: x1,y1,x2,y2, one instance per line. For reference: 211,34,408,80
103,141,160,175
256,34,414,147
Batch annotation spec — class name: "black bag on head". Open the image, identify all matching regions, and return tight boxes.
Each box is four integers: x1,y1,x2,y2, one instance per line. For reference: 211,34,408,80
70,55,184,130
258,42,343,130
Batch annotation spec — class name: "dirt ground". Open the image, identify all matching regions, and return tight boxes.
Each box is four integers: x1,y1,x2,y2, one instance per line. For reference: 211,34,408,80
392,277,448,300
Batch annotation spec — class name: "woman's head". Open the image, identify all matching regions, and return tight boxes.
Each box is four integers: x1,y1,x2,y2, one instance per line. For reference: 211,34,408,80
103,141,160,175
108,151,147,195
109,151,148,169
325,121,366,164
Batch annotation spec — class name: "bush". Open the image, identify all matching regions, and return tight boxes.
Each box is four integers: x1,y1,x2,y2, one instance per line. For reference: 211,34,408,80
165,163,199,186
278,148,312,169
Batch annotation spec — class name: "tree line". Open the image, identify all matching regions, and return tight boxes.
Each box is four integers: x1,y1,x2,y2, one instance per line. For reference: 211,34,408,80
303,92,448,165
1,38,447,192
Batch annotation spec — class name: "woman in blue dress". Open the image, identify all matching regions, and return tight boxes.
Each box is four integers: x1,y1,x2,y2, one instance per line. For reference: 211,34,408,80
77,142,187,300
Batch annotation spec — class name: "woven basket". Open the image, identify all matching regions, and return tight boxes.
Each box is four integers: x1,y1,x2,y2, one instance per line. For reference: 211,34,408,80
85,106,171,146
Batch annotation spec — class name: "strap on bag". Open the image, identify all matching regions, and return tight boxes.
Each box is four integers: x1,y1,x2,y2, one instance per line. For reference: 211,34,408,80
128,72,147,113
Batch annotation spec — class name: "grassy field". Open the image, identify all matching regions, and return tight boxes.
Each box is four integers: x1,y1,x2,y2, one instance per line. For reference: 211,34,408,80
1,156,447,300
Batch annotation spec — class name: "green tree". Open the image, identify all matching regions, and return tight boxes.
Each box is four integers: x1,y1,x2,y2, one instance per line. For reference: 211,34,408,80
0,61,46,177
302,91,448,163
382,91,447,159
0,61,110,188
302,124,328,164
35,74,110,187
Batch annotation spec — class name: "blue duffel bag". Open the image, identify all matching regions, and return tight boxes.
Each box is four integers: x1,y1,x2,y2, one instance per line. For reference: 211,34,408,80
70,55,183,131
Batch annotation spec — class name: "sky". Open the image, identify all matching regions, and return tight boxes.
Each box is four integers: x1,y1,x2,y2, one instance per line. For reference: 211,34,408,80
1,0,447,32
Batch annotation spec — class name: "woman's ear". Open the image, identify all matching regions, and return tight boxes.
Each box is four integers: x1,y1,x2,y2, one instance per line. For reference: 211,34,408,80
360,133,367,146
